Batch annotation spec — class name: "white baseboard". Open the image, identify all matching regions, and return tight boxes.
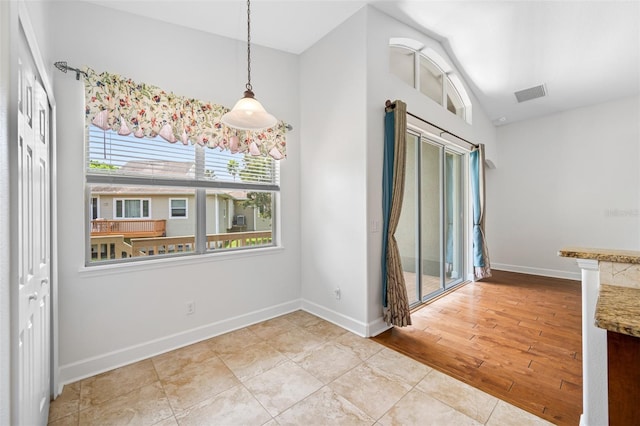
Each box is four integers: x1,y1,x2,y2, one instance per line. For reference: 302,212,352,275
367,316,392,337
58,299,392,386
58,299,302,386
301,300,370,337
300,300,391,338
492,263,581,281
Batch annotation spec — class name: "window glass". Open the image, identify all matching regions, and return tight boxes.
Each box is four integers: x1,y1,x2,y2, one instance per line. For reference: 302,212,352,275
205,189,273,251
419,56,443,105
445,78,465,119
90,184,197,262
90,197,99,220
170,199,187,218
390,46,415,87
113,199,151,218
127,200,142,218
397,133,419,305
86,126,278,265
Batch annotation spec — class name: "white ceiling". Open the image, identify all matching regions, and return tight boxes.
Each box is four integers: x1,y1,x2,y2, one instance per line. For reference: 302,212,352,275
86,0,640,125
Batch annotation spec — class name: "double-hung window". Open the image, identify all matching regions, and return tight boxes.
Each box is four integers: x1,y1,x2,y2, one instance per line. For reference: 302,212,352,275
82,67,287,265
169,199,188,219
87,126,279,264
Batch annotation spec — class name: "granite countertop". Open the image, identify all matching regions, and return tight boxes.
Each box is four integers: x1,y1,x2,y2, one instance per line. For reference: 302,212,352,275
558,247,640,264
595,284,640,338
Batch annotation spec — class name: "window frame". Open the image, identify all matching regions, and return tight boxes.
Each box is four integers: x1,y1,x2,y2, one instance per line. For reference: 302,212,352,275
389,40,473,124
169,198,188,219
85,127,280,266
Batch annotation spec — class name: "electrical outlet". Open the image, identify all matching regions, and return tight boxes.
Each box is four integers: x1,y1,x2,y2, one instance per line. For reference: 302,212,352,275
334,288,341,300
186,301,195,315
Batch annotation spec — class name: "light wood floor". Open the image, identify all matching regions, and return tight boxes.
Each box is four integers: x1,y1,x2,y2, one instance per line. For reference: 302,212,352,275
373,270,582,425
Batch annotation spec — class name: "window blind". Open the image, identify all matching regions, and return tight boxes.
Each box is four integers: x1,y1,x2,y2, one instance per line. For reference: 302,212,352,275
87,126,279,190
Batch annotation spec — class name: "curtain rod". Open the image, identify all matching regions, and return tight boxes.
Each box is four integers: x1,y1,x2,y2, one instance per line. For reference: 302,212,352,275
54,60,294,131
54,61,88,80
385,100,478,149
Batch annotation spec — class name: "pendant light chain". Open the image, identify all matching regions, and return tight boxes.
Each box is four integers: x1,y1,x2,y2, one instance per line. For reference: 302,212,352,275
246,0,252,92
220,0,277,131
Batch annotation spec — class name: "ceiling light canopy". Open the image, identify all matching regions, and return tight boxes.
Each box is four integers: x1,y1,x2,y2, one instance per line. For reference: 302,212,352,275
221,0,277,131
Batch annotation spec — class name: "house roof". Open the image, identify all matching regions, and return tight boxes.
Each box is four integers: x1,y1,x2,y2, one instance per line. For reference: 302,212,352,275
119,160,196,177
92,160,251,199
90,185,248,200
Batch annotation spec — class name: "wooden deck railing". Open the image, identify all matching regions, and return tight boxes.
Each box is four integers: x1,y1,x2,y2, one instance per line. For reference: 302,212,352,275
129,231,273,257
131,236,195,257
206,231,273,250
90,235,134,261
91,219,166,238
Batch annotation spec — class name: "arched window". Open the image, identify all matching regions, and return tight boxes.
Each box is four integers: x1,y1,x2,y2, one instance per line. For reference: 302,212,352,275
389,38,472,124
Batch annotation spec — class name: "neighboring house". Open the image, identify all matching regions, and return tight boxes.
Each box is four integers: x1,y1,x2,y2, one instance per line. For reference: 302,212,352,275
90,186,270,237
90,160,271,237
89,159,273,260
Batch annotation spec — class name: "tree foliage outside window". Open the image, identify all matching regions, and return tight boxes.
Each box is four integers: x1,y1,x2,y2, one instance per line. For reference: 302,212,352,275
89,160,118,170
244,192,272,219
235,155,273,219
227,159,240,181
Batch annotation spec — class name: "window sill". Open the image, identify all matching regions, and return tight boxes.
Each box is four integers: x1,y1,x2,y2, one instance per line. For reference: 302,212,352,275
78,245,285,277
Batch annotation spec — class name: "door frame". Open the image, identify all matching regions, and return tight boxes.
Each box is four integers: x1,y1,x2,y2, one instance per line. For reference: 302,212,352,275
3,2,59,423
406,117,472,306
0,2,15,424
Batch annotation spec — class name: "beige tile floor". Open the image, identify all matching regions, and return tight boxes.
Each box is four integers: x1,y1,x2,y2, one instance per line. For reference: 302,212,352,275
48,311,553,426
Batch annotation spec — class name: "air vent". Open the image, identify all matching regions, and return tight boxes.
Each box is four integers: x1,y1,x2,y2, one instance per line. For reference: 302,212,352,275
514,84,546,103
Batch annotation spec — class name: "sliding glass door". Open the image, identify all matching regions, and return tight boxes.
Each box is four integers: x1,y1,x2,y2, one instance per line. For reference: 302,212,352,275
420,141,442,298
444,151,464,288
397,130,466,306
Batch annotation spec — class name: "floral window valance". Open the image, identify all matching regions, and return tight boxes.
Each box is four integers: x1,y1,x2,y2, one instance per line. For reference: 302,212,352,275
83,67,287,160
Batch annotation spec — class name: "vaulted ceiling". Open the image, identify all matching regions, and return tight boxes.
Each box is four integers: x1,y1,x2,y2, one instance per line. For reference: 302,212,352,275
86,0,640,125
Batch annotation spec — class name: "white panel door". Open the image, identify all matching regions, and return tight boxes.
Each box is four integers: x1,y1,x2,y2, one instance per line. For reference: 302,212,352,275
17,26,51,426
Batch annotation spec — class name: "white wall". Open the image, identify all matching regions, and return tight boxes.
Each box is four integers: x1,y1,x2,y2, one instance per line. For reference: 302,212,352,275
300,8,370,334
48,1,301,384
23,0,50,61
487,96,640,279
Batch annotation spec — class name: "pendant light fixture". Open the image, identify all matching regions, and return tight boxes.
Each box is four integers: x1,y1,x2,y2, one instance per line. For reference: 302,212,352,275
221,0,277,131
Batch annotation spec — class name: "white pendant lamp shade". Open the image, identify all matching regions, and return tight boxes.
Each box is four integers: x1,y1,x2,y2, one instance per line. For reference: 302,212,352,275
221,90,277,131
